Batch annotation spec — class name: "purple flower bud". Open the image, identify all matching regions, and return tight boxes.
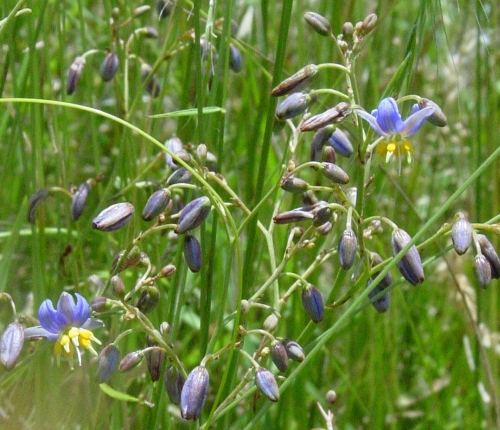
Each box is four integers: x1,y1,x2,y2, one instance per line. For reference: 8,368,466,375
71,182,91,221
91,296,109,312
281,177,309,194
474,255,492,288
300,103,351,132
273,210,314,224
157,0,175,19
477,235,500,279
164,365,185,405
136,287,160,314
95,343,120,382
180,366,209,420
175,196,212,234
301,284,324,323
67,56,85,95
271,64,318,97
327,128,353,157
451,213,473,255
255,367,280,402
167,167,193,185
183,234,202,273
310,126,334,162
146,337,166,382
316,221,333,236
27,188,49,224
310,201,333,226
263,314,278,332
141,64,161,98
1,322,24,370
370,252,393,288
417,98,447,127
361,13,378,35
165,137,184,169
111,246,144,273
320,162,350,184
111,275,126,298
338,228,358,270
159,264,177,278
391,229,425,286
282,339,305,362
229,44,242,73
275,93,311,120
304,12,331,37
92,202,135,232
101,52,119,82
119,351,144,372
142,26,159,39
367,279,390,313
270,342,289,373
142,189,170,221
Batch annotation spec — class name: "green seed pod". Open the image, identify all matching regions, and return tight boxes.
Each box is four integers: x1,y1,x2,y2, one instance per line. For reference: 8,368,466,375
338,228,358,270
301,284,324,323
67,56,85,95
92,202,135,232
119,351,144,372
164,365,185,405
327,128,353,157
418,98,447,127
474,255,491,288
255,367,280,402
320,162,349,184
281,177,309,194
304,12,331,37
276,92,311,120
229,44,242,73
0,322,24,371
183,234,202,273
27,188,49,224
175,196,212,234
95,343,120,383
477,235,500,279
146,337,165,382
451,213,473,255
136,287,160,314
282,339,305,362
300,103,351,132
271,64,318,97
180,366,210,420
391,228,425,286
101,52,119,82
142,189,170,221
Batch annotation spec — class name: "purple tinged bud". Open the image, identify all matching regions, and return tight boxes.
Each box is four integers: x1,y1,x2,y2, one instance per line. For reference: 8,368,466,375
71,182,91,221
321,162,350,184
92,202,135,232
157,0,175,19
28,188,49,224
180,366,209,420
159,264,176,278
167,167,193,185
276,93,311,120
338,228,358,270
229,44,242,73
141,64,161,98
165,137,184,169
304,12,331,37
91,296,109,312
391,229,425,286
316,221,333,235
418,98,447,127
145,337,165,382
310,126,334,162
263,314,278,332
451,213,473,255
175,196,212,234
370,252,393,288
183,234,202,273
326,390,337,405
300,103,351,132
310,202,333,226
273,210,314,224
164,365,185,405
136,287,160,314
111,246,144,273
119,351,145,372
327,128,353,157
142,26,159,39
101,52,119,82
271,64,318,97
367,279,390,313
301,284,324,323
283,339,305,362
95,343,120,382
281,177,309,193
1,322,24,370
111,275,125,299
270,342,289,372
143,189,171,221
477,235,500,279
361,13,378,34
255,367,280,402
67,56,85,95
474,255,492,288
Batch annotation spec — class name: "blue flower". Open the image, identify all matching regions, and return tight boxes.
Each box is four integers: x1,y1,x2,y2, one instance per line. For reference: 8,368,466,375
356,97,434,165
24,292,103,367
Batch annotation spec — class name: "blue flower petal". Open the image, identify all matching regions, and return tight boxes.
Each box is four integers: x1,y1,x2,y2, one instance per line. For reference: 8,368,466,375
39,299,68,334
376,98,404,134
403,106,434,136
57,292,76,322
72,293,90,326
356,109,386,136
24,326,53,339
81,318,104,331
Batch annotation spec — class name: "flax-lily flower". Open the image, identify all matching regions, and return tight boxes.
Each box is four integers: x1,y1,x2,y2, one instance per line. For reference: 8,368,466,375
356,97,434,168
24,292,103,367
